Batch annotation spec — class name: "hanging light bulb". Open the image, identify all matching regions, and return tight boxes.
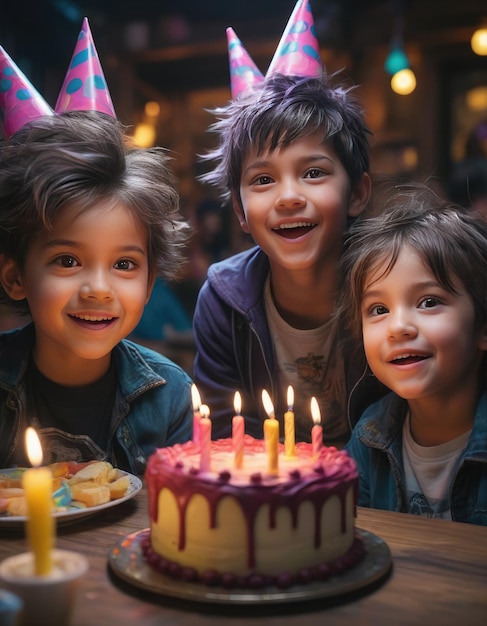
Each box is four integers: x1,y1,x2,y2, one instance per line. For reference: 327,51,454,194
471,26,487,56
386,1,416,95
391,68,417,95
385,42,410,75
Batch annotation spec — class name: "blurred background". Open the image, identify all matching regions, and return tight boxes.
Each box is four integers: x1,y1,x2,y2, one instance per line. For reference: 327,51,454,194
2,0,487,366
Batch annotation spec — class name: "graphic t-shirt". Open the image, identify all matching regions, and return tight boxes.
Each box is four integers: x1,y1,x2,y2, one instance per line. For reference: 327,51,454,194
16,359,117,466
264,277,346,443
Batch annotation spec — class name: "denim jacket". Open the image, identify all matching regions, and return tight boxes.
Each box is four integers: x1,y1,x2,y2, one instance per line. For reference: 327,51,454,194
0,323,193,474
193,246,386,441
346,391,487,525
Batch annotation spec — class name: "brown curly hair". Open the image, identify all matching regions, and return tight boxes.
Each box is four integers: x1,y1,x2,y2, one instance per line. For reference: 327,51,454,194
0,111,191,314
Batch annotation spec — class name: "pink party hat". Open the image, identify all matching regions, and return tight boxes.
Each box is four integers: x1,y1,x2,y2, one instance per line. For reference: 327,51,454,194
0,45,53,139
266,0,322,78
55,17,116,117
226,27,264,100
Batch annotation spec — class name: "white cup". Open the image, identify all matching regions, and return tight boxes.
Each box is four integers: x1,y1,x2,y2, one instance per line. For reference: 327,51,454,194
0,550,88,626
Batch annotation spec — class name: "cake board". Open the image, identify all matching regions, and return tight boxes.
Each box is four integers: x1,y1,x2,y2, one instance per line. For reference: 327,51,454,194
108,528,392,605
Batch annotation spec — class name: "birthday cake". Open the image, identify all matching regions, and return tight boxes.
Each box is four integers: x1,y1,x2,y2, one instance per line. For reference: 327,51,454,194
143,436,364,588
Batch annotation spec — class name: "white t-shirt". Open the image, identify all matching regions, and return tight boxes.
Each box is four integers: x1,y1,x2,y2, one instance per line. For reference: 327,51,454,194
264,277,346,443
402,412,471,520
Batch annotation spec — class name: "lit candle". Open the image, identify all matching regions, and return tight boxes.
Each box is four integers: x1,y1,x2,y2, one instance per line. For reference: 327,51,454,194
22,427,54,576
232,391,245,469
284,385,296,457
199,404,212,472
310,397,323,457
191,384,202,445
262,389,279,474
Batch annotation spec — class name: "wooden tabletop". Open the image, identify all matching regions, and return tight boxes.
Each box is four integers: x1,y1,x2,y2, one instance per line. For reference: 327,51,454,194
1,485,486,626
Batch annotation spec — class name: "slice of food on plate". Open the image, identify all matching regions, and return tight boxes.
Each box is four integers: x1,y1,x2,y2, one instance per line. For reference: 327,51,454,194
0,460,132,517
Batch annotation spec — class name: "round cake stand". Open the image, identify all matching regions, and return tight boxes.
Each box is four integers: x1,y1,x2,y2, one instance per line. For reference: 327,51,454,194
108,528,392,605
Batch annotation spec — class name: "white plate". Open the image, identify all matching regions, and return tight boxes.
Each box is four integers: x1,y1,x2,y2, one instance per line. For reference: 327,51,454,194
0,467,142,527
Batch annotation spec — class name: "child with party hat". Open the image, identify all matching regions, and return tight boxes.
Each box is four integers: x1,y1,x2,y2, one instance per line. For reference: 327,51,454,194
193,0,386,443
0,19,193,473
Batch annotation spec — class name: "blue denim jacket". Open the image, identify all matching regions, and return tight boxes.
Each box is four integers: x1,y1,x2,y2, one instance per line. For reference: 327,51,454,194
193,246,386,441
0,323,193,474
346,391,487,525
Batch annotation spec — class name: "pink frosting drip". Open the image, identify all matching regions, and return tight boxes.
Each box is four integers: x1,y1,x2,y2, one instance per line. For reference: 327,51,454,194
146,436,358,570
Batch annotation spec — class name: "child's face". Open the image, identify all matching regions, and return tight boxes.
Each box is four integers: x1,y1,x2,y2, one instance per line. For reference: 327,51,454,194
9,201,153,382
360,245,487,404
235,131,369,275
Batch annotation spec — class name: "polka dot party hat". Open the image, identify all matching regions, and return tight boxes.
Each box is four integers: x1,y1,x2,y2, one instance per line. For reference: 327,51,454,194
0,45,53,139
55,17,115,117
266,0,323,79
225,0,324,102
226,27,264,100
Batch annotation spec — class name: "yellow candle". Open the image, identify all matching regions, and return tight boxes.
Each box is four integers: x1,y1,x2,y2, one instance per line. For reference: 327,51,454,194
284,385,296,457
22,427,54,576
262,389,279,474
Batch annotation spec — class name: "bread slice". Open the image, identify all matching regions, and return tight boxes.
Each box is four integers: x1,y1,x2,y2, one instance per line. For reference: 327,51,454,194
68,461,112,486
108,475,130,500
70,483,110,507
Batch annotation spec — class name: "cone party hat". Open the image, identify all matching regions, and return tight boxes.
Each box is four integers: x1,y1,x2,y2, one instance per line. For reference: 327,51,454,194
0,45,53,139
55,17,116,117
226,27,264,100
266,0,322,78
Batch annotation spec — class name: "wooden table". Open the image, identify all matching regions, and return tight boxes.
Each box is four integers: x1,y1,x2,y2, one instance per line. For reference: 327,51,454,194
1,486,486,625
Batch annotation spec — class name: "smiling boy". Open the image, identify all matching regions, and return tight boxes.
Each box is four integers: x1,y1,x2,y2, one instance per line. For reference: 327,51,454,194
192,1,386,443
0,112,193,473
0,30,193,473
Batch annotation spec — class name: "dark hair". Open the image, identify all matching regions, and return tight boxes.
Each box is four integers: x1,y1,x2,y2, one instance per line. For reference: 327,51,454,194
448,157,487,208
338,183,487,338
0,111,190,314
201,73,370,205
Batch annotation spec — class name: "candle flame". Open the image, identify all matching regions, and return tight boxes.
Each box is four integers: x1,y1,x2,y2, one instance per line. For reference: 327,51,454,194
200,404,210,419
287,385,294,410
310,397,321,425
25,427,43,467
234,391,242,415
261,389,275,418
191,384,201,411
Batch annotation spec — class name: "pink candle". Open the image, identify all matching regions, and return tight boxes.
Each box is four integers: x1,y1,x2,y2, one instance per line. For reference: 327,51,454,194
199,404,211,472
232,391,245,469
191,384,202,445
310,396,323,457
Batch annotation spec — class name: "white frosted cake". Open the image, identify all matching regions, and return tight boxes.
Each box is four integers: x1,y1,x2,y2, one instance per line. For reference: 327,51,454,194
143,435,364,588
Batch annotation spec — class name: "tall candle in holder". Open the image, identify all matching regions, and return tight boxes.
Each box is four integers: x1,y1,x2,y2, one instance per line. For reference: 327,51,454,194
22,427,54,576
310,397,323,457
191,384,202,445
199,404,212,472
284,385,296,457
232,391,245,469
262,389,279,473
